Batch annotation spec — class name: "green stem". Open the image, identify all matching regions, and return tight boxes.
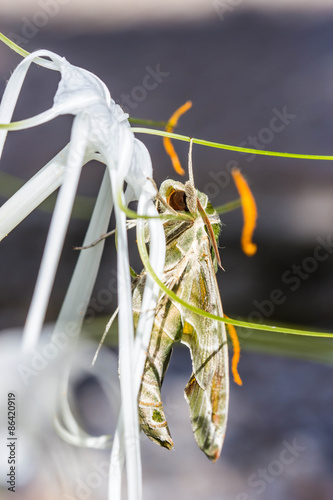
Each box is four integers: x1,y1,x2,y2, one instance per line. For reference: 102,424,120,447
132,127,333,161
0,33,29,58
128,117,167,128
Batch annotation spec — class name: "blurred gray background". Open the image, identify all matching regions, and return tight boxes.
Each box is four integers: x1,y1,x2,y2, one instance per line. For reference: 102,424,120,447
0,1,333,499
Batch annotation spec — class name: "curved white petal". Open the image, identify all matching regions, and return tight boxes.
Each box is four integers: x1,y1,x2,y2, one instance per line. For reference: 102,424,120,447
109,421,125,500
0,146,68,240
134,193,166,386
1,94,102,132
52,170,113,434
0,50,63,159
22,113,90,353
0,147,101,241
54,416,113,448
109,186,166,497
107,125,143,500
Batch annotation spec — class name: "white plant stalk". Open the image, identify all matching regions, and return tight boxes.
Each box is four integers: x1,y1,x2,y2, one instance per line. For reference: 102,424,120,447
0,43,167,500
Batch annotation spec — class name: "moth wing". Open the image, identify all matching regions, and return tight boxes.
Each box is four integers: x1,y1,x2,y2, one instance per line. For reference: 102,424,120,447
133,268,184,450
179,239,229,461
137,316,176,450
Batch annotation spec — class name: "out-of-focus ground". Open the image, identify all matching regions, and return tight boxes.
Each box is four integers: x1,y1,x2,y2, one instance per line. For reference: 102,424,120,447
0,3,333,500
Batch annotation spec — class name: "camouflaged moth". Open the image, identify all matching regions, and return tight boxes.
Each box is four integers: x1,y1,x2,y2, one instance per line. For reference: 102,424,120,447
133,171,229,462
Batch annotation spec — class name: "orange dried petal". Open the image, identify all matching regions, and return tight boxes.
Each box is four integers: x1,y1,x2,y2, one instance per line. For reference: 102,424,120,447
225,318,243,386
232,168,257,256
163,101,192,176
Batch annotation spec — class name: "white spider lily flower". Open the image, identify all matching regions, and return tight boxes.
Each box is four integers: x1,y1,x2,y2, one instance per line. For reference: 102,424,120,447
0,49,166,500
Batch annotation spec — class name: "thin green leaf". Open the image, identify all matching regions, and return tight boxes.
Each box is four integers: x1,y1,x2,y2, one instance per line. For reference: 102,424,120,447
240,329,333,366
83,317,333,366
214,198,242,214
137,222,333,338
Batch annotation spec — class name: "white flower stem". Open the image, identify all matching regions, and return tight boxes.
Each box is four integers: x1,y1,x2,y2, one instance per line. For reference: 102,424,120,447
21,113,90,353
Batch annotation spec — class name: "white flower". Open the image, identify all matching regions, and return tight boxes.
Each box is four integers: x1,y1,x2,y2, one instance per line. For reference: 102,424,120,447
0,49,166,500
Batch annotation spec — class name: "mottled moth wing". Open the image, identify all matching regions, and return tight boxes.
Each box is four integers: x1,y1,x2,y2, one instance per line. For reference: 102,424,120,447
133,179,229,461
181,245,229,461
132,215,191,450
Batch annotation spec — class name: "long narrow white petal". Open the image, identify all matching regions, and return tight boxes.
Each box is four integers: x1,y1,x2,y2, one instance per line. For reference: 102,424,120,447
22,113,90,353
1,94,101,132
53,170,113,435
131,141,166,384
108,125,142,500
0,147,99,240
134,193,165,387
109,420,125,500
108,189,166,498
0,50,62,159
113,222,142,500
0,146,68,239
53,168,113,337
108,139,164,500
54,335,119,449
54,416,113,448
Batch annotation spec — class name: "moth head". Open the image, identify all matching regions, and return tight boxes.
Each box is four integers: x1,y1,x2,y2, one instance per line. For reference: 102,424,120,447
159,179,222,268
159,180,192,214
159,180,210,216
167,188,189,212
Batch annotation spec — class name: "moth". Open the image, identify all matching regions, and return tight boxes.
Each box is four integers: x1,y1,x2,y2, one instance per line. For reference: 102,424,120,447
132,172,229,462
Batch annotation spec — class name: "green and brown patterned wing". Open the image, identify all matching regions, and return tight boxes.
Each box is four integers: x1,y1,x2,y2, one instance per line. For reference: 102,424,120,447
133,270,184,450
179,235,229,462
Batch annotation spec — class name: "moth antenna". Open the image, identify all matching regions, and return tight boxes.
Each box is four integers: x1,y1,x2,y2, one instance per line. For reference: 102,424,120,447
147,176,159,194
185,138,197,213
188,138,195,188
74,221,136,250
187,140,223,268
91,307,119,367
73,228,117,250
197,197,223,269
